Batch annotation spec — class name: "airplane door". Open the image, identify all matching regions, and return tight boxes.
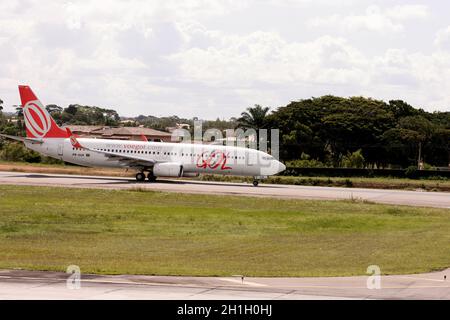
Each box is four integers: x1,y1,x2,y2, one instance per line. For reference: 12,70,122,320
247,150,257,166
57,143,64,157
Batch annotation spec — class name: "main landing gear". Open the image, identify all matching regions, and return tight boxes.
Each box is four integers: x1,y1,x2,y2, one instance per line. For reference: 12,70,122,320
135,171,157,182
147,172,157,182
135,172,146,182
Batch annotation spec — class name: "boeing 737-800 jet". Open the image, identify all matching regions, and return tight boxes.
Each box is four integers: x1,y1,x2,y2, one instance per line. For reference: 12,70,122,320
0,86,286,186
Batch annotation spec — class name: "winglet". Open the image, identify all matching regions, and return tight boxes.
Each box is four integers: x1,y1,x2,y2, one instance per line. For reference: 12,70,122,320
67,128,82,149
141,134,148,142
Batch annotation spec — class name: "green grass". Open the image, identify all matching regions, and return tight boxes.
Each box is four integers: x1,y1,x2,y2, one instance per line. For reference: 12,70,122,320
0,185,449,277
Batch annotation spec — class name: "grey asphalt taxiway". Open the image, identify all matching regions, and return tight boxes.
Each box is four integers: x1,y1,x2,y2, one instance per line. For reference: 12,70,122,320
0,269,449,300
0,171,449,208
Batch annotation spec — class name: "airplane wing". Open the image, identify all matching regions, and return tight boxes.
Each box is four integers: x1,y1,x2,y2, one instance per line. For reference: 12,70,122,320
0,133,43,144
84,146,157,168
67,129,156,168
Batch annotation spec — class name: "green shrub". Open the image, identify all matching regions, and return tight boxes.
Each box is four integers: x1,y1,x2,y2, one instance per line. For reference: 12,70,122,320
342,149,365,168
422,163,435,170
345,179,353,187
0,142,42,163
286,153,327,168
405,166,418,179
23,151,41,163
41,156,64,165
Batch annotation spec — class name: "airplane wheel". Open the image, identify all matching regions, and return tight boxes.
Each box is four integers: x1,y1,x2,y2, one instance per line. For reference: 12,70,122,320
136,172,146,182
252,180,259,187
147,173,157,182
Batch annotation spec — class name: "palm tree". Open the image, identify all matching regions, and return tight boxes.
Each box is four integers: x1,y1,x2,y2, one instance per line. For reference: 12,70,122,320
15,105,23,118
237,104,271,149
237,104,270,129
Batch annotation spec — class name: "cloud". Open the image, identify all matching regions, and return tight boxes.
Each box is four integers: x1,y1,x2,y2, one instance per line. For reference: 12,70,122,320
171,32,369,86
307,5,429,33
171,28,450,111
0,0,448,118
435,26,450,51
385,4,429,20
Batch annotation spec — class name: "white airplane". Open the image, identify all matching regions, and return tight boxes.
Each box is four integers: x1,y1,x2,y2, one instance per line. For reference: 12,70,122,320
0,86,285,186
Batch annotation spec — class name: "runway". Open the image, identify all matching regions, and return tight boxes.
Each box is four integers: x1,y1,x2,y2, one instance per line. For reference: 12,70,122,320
0,269,449,300
0,171,449,208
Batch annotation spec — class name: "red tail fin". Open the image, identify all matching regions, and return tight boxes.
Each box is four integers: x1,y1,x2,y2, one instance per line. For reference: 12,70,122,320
18,85,69,139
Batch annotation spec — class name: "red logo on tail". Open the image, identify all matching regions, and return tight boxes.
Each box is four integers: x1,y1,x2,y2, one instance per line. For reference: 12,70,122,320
23,100,52,138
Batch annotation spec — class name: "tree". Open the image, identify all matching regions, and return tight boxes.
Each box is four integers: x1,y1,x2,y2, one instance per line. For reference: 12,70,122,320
269,96,395,167
320,97,394,167
46,104,63,125
267,98,327,161
46,104,63,114
342,149,365,168
60,104,120,126
0,98,5,130
237,104,270,129
15,105,23,118
388,100,420,119
237,104,271,149
65,104,78,115
263,95,449,168
382,116,436,169
399,116,435,169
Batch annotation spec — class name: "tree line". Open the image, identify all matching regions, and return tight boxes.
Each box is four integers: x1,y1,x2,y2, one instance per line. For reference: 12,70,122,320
237,97,449,169
0,96,449,169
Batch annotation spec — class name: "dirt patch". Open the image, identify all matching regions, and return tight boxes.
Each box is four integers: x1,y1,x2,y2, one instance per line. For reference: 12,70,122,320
0,163,134,177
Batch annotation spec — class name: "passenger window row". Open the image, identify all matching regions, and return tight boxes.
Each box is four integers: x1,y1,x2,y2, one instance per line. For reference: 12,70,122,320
73,147,247,160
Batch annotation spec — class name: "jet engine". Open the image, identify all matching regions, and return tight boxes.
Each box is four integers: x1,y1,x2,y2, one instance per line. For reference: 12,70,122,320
153,162,183,177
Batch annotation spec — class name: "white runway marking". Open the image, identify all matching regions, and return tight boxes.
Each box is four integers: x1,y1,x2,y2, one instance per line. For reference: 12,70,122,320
218,278,268,287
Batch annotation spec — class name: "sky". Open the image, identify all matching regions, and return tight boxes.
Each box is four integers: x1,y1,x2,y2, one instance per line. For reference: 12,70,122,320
1,0,450,119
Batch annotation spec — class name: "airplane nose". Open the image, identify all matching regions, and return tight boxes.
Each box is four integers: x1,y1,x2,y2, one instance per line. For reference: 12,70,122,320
277,161,286,174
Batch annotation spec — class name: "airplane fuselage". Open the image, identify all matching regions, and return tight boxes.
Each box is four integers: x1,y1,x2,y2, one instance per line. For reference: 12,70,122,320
9,85,285,184
25,138,286,178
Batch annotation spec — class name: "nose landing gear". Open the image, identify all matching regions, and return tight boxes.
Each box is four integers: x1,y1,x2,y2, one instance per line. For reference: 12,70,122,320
252,176,266,187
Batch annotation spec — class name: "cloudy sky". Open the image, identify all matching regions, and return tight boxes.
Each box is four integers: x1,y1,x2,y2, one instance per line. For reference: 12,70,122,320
1,0,450,118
